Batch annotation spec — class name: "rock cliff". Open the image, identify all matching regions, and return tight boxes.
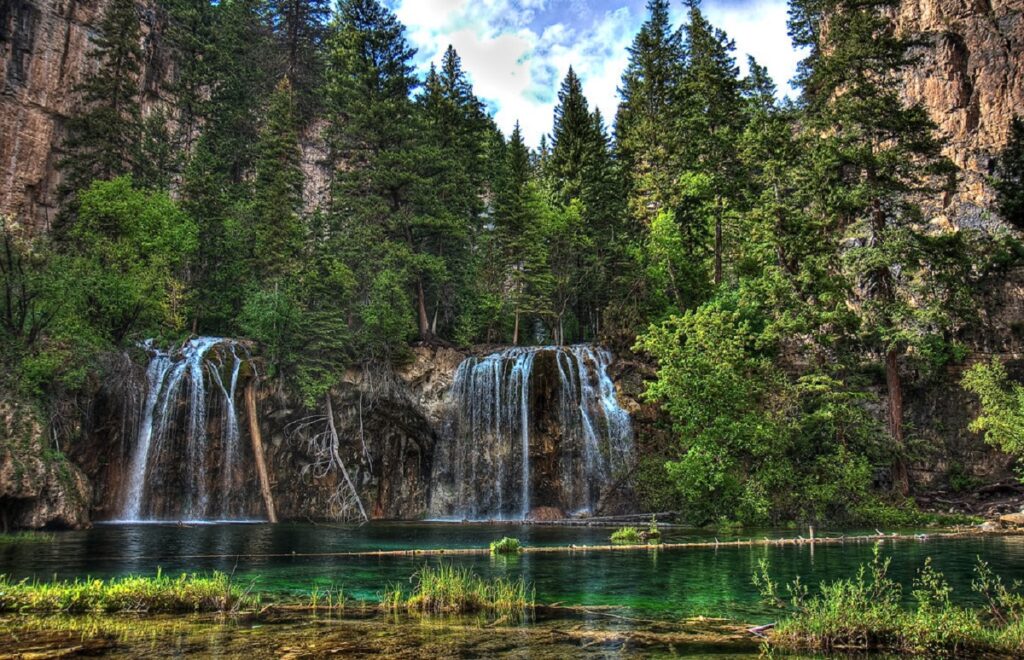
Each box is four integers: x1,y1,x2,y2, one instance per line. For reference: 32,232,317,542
898,0,1023,227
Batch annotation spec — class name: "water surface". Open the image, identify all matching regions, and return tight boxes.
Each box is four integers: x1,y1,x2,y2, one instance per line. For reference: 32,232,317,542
2,522,1019,623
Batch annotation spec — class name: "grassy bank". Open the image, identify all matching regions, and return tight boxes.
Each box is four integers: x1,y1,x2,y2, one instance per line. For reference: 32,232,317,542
382,565,534,616
0,570,250,613
759,544,1024,656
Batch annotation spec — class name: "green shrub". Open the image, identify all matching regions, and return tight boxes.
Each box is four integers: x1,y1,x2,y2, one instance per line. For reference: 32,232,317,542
489,537,522,555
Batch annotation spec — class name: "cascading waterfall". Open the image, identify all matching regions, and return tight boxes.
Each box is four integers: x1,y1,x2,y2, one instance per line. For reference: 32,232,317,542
430,345,634,520
118,337,256,522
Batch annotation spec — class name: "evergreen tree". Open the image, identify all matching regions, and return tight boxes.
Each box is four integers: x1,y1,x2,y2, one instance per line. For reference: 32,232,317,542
549,67,593,206
60,0,144,196
268,0,332,117
417,47,492,340
790,0,963,495
679,0,743,286
492,123,552,344
994,117,1024,229
162,0,216,151
615,0,686,228
250,77,305,279
326,0,427,346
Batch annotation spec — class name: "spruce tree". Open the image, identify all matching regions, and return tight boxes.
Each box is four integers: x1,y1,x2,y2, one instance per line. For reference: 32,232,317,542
268,0,331,117
549,67,593,206
790,0,962,495
679,0,743,286
615,0,686,228
327,0,428,345
250,77,305,279
60,0,144,196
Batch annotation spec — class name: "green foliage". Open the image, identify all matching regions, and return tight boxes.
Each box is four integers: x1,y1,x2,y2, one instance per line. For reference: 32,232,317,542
963,359,1024,458
489,537,523,555
0,570,248,613
763,546,1024,655
636,274,879,525
59,0,144,197
68,177,197,344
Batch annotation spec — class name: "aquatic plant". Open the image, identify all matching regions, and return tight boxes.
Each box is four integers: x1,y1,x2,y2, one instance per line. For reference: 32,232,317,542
489,537,522,554
382,564,533,616
610,526,641,544
760,544,1024,655
647,515,661,539
0,569,250,613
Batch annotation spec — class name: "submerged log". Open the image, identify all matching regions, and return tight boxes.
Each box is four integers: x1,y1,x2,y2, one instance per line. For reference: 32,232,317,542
245,381,278,523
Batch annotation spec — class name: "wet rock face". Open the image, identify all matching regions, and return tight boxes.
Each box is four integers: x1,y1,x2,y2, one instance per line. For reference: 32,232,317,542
0,401,90,530
897,0,1024,227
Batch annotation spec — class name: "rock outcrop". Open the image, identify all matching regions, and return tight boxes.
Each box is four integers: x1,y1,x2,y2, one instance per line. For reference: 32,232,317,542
898,0,1024,227
0,401,91,529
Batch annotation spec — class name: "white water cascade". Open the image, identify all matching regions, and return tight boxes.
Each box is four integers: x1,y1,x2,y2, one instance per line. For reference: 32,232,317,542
119,337,255,522
429,345,634,520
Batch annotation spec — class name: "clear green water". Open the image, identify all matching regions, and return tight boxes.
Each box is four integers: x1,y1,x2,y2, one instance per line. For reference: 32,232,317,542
2,522,1020,623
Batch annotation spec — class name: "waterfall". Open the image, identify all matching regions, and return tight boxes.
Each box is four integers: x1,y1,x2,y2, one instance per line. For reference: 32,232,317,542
430,345,634,520
118,337,256,522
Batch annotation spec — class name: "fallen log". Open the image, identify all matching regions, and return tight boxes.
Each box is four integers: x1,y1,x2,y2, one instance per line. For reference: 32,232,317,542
245,381,278,523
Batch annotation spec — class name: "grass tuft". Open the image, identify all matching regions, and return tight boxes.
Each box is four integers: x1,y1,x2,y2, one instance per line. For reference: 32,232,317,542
0,532,54,546
382,564,533,616
610,527,641,544
489,537,522,555
0,569,250,613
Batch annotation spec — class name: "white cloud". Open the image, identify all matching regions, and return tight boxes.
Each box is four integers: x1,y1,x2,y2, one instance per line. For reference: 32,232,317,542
391,1,801,146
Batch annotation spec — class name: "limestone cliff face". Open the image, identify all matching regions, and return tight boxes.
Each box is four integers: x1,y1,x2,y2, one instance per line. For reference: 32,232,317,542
897,0,1024,228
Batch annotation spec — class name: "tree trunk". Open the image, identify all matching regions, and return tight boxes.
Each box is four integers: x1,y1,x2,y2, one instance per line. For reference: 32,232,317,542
416,278,431,341
244,382,277,523
885,348,909,496
513,310,520,346
714,217,723,286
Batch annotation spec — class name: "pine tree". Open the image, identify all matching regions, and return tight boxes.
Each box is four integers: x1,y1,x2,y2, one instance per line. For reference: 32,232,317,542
790,0,962,495
615,0,686,228
60,0,144,196
994,116,1024,229
162,0,216,151
492,123,552,344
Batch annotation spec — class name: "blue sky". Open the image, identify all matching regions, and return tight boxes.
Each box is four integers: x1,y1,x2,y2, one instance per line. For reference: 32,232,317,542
386,0,802,146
